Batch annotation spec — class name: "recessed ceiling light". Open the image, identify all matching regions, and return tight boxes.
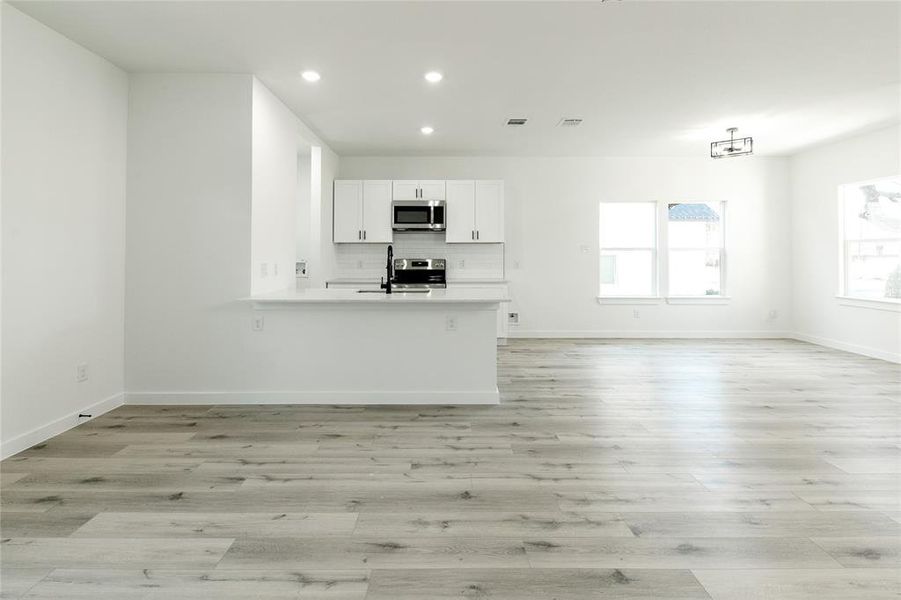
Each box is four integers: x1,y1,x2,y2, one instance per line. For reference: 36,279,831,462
301,70,321,82
420,126,434,135
424,71,443,83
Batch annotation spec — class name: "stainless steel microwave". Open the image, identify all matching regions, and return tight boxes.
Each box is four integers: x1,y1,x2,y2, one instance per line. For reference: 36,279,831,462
392,200,446,232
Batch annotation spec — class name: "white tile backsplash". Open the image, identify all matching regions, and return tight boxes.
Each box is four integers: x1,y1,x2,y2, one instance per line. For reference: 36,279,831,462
334,233,504,280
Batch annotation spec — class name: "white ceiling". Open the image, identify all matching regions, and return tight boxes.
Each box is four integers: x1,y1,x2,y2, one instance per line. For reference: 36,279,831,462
11,1,900,157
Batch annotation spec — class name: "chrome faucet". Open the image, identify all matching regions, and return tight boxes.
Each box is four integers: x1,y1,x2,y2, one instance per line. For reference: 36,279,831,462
380,245,393,294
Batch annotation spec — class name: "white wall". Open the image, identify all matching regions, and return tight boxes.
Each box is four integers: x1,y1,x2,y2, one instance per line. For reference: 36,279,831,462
339,156,792,337
309,145,341,289
1,5,128,457
125,73,253,395
790,127,901,362
125,73,345,399
251,79,300,294
295,148,312,288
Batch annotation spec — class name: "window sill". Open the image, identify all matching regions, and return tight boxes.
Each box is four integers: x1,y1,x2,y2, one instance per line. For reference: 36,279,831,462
666,296,731,305
597,296,662,305
836,296,901,313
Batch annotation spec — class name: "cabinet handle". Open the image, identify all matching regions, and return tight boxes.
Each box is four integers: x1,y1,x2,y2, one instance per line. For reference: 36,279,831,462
358,230,361,240
471,230,474,240
476,230,480,240
363,230,367,240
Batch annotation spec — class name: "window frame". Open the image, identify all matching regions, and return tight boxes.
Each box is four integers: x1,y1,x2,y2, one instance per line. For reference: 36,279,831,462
664,201,727,299
598,201,659,299
597,200,728,302
837,176,901,306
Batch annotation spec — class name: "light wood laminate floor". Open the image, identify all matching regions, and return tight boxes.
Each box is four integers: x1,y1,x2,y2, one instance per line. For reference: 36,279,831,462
1,339,899,599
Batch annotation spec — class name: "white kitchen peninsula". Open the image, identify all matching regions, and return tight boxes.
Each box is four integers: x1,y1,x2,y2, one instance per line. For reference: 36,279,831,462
249,288,509,404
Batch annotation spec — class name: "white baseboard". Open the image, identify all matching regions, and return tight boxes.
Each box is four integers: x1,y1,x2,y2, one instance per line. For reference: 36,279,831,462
1,392,125,460
126,389,500,406
508,330,792,339
507,329,898,362
791,332,901,364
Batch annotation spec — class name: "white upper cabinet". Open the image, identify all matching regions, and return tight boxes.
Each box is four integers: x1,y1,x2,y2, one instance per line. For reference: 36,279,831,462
392,180,446,200
419,180,446,200
445,180,504,243
361,180,392,243
337,179,502,244
474,180,505,243
445,180,477,243
392,180,420,201
333,180,393,243
333,180,363,243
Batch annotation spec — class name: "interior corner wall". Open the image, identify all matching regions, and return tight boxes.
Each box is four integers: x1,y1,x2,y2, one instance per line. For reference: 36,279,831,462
314,145,341,289
251,78,300,294
1,4,128,457
338,155,792,337
295,148,313,289
789,126,901,362
124,73,343,402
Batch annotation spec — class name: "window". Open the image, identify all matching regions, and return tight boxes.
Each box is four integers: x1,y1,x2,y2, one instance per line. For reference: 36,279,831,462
599,201,727,299
599,202,656,297
667,202,725,296
839,177,901,302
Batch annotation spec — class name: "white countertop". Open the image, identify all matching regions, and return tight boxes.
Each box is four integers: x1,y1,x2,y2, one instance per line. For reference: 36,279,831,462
250,287,510,305
326,277,508,285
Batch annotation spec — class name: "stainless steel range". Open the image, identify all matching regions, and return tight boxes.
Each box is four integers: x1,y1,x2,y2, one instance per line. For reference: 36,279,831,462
392,258,447,289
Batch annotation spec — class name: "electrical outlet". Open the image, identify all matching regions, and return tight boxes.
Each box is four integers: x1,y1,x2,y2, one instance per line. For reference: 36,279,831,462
357,260,364,270
632,309,640,319
768,309,779,320
458,259,465,269
508,312,520,325
76,363,89,383
252,314,264,331
273,263,279,277
580,245,591,254
260,262,268,278
446,316,457,331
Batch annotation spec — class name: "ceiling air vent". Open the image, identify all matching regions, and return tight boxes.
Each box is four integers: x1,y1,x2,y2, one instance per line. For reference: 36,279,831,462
557,118,583,128
505,118,528,126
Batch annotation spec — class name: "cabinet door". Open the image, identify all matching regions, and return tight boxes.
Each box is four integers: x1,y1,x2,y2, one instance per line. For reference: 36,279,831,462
333,180,363,243
419,180,446,200
474,180,504,243
445,180,476,243
362,180,393,243
392,180,420,200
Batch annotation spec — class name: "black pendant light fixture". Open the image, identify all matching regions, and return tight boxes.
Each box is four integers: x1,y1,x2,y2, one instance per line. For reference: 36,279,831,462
710,127,753,159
